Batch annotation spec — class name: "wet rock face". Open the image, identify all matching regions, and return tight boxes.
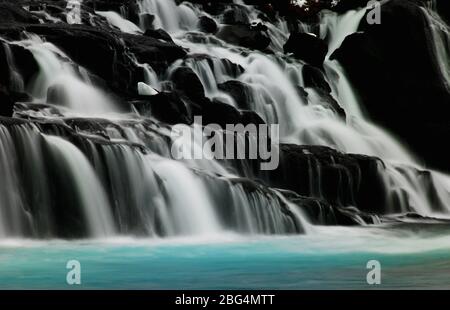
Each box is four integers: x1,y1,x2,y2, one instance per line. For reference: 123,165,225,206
0,42,39,90
222,6,251,25
198,15,218,33
284,32,328,68
26,24,142,96
0,41,38,116
133,92,193,125
0,3,40,24
0,87,14,117
218,80,252,110
302,65,331,93
331,0,450,172
170,66,206,102
0,0,448,237
302,65,346,119
0,21,186,104
216,24,271,51
269,145,389,214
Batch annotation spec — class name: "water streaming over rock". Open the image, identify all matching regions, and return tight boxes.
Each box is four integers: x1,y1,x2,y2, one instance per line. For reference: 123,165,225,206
13,34,119,115
0,0,449,240
421,0,450,90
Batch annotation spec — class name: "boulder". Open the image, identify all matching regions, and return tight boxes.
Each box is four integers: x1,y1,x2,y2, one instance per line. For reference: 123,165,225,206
0,41,39,90
170,66,206,102
222,6,251,25
198,15,218,34
218,80,252,110
268,144,389,214
0,3,40,24
216,24,271,51
121,31,187,74
202,99,242,127
284,32,328,68
3,24,142,98
140,13,155,31
143,28,173,42
186,54,244,78
331,0,450,171
302,64,332,93
0,22,186,98
0,86,14,117
133,91,192,125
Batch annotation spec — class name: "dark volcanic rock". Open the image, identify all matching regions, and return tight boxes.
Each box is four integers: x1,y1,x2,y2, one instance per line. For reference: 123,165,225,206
143,28,173,42
0,41,39,113
269,144,389,214
121,32,187,74
170,66,206,102
331,0,450,172
216,24,271,51
0,86,14,117
218,80,252,110
1,23,142,97
0,3,40,24
284,32,328,68
186,54,244,78
0,41,39,91
84,0,141,24
133,92,193,125
240,109,266,126
202,99,242,127
302,64,332,93
282,190,378,226
198,15,218,34
140,13,155,31
0,22,186,98
222,6,251,25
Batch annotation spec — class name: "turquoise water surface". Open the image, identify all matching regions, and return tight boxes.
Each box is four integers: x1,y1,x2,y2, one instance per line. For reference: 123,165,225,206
1,225,450,289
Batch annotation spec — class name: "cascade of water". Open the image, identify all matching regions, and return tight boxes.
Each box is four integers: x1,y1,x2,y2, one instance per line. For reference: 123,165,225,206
421,0,450,90
321,9,367,117
0,117,311,238
1,0,450,241
96,11,142,34
138,0,199,33
13,34,118,115
162,2,450,216
1,42,25,92
0,125,30,237
89,122,305,235
44,135,115,237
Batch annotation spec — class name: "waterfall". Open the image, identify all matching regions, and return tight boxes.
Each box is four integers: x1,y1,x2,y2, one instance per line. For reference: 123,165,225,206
1,41,25,92
321,9,367,117
44,135,115,237
0,124,31,237
13,34,118,115
0,118,308,238
134,0,450,217
133,0,450,218
138,0,199,33
96,11,142,34
0,0,449,241
421,0,450,90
